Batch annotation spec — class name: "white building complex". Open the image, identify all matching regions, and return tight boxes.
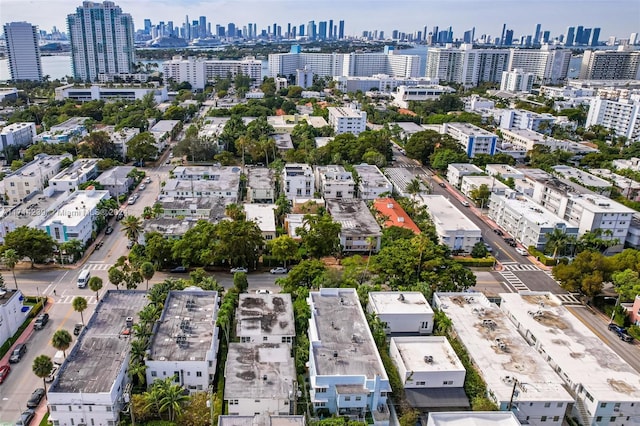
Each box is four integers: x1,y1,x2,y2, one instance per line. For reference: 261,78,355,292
224,343,295,416
145,289,219,393
243,204,277,242
507,46,572,84
247,167,276,203
162,56,263,90
391,85,456,109
2,153,72,204
579,46,640,80
367,291,434,335
327,107,367,135
49,158,99,192
585,97,640,142
500,292,640,425
48,291,149,426
315,165,356,199
419,195,482,253
3,21,42,81
500,69,535,93
67,1,136,82
283,163,315,200
442,122,498,158
353,164,392,200
236,293,295,345
432,292,574,426
446,163,484,188
332,74,438,94
0,122,37,150
426,44,510,86
308,288,391,425
0,289,30,346
54,84,168,103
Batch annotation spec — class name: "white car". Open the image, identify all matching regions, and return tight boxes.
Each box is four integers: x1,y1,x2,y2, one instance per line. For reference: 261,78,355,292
139,184,146,190
515,247,528,256
145,177,151,184
270,267,288,274
230,267,248,274
127,196,136,205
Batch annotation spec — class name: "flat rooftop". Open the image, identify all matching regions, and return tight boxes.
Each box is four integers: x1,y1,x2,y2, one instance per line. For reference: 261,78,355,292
236,294,295,338
224,343,295,400
50,158,98,181
163,178,239,194
419,195,481,232
308,288,387,378
325,199,381,236
552,165,612,189
150,119,180,133
492,194,571,227
391,336,464,373
243,204,277,233
353,164,391,189
372,198,421,234
173,165,242,181
272,133,294,150
327,107,364,118
485,164,523,177
568,193,636,214
590,168,640,190
427,411,521,426
369,291,433,315
7,154,68,178
1,190,71,229
447,163,483,174
40,189,110,228
432,292,573,403
158,196,229,218
95,166,135,186
461,176,509,191
447,122,497,137
143,217,197,236
247,167,274,188
148,290,218,362
50,117,89,131
500,292,640,401
50,291,149,394
218,415,305,426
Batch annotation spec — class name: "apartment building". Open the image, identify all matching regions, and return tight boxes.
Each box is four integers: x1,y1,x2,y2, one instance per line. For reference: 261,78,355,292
156,196,227,221
236,293,295,345
162,56,262,90
0,289,30,346
460,175,509,199
95,166,134,198
333,74,438,94
432,292,573,426
499,109,556,133
372,198,420,234
37,117,89,143
325,199,381,253
427,412,521,426
419,195,481,253
391,85,456,109
0,122,36,149
485,164,524,180
442,122,497,158
243,204,277,242
551,165,613,195
579,46,640,80
163,166,242,200
247,167,276,203
426,44,509,87
315,165,356,199
3,153,72,204
146,290,219,393
585,97,640,142
3,22,42,81
500,69,535,93
353,165,392,200
49,158,99,192
445,163,484,188
590,168,640,201
47,291,149,426
283,163,315,200
367,292,434,335
307,288,391,425
149,120,180,151
100,126,140,161
563,193,635,242
507,45,571,84
54,84,168,103
327,107,367,135
501,292,640,425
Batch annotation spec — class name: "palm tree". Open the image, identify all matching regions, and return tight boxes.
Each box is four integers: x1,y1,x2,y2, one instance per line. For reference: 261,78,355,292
158,379,189,422
2,249,19,290
235,136,250,167
32,355,53,398
72,296,88,325
139,262,155,291
545,229,571,258
129,360,147,388
405,177,424,203
88,276,103,301
121,215,143,243
225,203,245,221
51,329,72,357
130,338,148,362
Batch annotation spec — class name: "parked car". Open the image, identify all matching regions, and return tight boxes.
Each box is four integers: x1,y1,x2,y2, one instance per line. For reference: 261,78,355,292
483,243,493,253
515,247,528,256
230,267,248,274
128,196,136,205
503,237,517,247
45,365,58,383
270,267,288,274
116,211,125,221
493,228,504,236
33,313,49,330
139,184,146,190
73,323,84,336
0,365,10,384
9,343,27,363
460,200,470,207
255,289,272,294
439,182,446,187
145,177,151,184
609,323,634,343
16,409,35,426
105,226,114,235
26,388,45,408
170,266,188,273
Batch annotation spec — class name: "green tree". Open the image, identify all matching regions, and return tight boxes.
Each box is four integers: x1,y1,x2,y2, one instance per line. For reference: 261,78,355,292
80,131,119,159
140,261,155,291
32,355,54,398
268,235,299,267
121,215,143,242
429,148,469,172
215,219,265,268
176,392,210,426
552,250,614,299
471,242,489,258
297,214,342,258
233,271,249,293
108,266,126,290
144,231,175,268
612,269,640,301
405,177,425,202
1,249,19,289
88,276,103,301
4,226,56,267
544,228,574,258
277,259,327,293
51,329,73,357
127,132,158,163
469,184,491,208
72,296,88,325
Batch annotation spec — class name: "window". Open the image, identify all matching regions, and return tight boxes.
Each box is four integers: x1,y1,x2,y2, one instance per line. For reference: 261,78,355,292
263,336,268,342
355,396,361,401
610,417,616,422
553,417,559,422
316,388,327,393
420,321,429,329
596,417,602,422
544,402,551,407
151,371,157,377
557,402,563,407
541,416,546,422
601,403,607,408
345,396,351,401
442,381,453,385
68,406,72,411
416,381,425,386
282,336,292,343
106,406,112,412
51,406,57,412
196,371,202,377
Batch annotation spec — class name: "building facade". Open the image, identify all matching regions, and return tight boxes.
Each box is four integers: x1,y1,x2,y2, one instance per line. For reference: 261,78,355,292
579,47,640,80
3,22,42,81
326,199,382,253
585,97,640,142
327,107,367,135
3,153,73,204
0,122,37,150
315,165,356,199
367,292,434,334
442,122,497,158
283,163,315,200
49,159,100,192
419,195,482,253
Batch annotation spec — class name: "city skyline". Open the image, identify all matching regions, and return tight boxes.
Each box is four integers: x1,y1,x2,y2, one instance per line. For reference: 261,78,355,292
1,0,639,40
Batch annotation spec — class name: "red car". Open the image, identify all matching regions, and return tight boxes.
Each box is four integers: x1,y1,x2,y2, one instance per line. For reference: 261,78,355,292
0,365,10,384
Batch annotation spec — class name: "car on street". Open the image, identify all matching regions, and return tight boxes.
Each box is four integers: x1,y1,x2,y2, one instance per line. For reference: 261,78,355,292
230,267,248,274
255,289,272,294
26,388,46,408
170,266,188,273
33,313,49,330
139,184,146,190
608,323,634,342
503,237,517,247
270,267,288,274
493,228,504,236
73,323,84,336
145,177,151,184
515,247,528,256
0,365,10,384
438,182,446,187
45,365,58,383
105,226,114,235
128,196,136,205
483,242,493,253
15,409,35,426
116,211,125,221
9,343,27,363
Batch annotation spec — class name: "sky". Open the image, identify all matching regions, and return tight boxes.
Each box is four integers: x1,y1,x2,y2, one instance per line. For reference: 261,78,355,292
0,0,639,40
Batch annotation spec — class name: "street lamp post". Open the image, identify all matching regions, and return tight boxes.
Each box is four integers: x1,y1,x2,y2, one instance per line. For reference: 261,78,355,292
607,294,621,324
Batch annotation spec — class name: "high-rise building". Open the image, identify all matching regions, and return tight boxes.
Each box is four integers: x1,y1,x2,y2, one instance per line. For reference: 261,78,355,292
328,19,333,39
227,23,236,38
542,31,551,43
199,16,206,38
504,29,514,46
534,23,542,44
143,19,152,34
575,26,584,44
565,26,575,46
508,45,571,84
307,21,316,40
591,28,601,46
579,46,640,80
500,23,507,46
3,21,43,81
318,21,327,40
463,28,475,44
338,20,344,39
630,32,638,45
426,44,509,86
582,28,592,45
67,1,135,82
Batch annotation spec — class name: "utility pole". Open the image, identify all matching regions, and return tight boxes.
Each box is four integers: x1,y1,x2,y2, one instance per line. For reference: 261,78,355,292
507,378,518,411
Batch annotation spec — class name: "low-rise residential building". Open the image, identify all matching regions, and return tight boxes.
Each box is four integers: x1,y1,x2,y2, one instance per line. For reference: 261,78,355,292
266,115,329,134
326,199,381,253
272,133,294,151
163,166,241,200
372,198,420,234
391,85,456,109
247,167,275,203
149,120,180,151
445,163,484,188
218,415,306,426
460,175,509,199
485,164,525,180
488,190,578,250
225,343,295,416
563,193,635,242
244,204,277,242
613,157,640,172
157,196,228,221
442,122,497,158
49,158,99,192
308,288,391,424
551,165,613,195
327,107,367,135
0,122,36,149
333,74,438,94
315,165,356,199
426,412,521,426
54,83,168,103
101,126,140,161
37,117,88,143
284,214,308,240
389,122,427,140
353,165,392,200
38,188,111,244
499,109,555,133
432,292,574,426
3,153,73,204
390,336,469,412
47,291,149,426
384,167,421,197
142,218,196,240
500,292,640,426
95,166,135,198
236,294,295,345
0,289,30,346
419,195,482,253
283,163,315,200
145,290,219,393
367,292,433,334
589,168,640,201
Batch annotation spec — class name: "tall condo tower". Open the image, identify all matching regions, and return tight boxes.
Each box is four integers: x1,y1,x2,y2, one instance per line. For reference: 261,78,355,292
3,21,43,81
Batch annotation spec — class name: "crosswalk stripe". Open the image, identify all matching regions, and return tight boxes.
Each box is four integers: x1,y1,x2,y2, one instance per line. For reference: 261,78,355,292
84,263,111,271
502,264,541,272
55,295,98,304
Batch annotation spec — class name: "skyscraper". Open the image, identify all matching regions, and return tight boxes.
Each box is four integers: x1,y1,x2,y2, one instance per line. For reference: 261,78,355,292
67,1,135,82
534,23,542,44
504,30,514,46
144,19,152,34
329,19,334,39
3,21,43,81
575,26,584,45
227,23,236,38
338,20,344,39
318,21,327,40
500,23,507,46
198,16,206,38
582,28,592,45
566,27,575,46
307,21,317,40
591,28,601,46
